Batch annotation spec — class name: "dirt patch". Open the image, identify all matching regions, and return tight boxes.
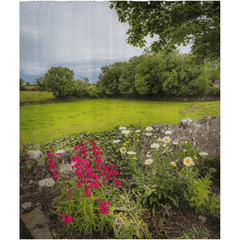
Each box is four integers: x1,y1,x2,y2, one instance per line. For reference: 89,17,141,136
184,105,203,113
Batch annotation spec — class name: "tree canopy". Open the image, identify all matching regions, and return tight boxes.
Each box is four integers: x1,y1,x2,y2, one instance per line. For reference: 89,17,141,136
44,66,75,98
109,1,220,61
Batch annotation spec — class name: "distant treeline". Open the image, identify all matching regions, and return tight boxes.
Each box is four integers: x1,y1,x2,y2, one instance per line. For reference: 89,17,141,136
20,51,220,100
96,51,220,100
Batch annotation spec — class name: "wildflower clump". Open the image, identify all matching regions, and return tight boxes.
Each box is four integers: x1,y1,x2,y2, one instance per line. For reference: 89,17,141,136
47,149,60,180
49,140,121,232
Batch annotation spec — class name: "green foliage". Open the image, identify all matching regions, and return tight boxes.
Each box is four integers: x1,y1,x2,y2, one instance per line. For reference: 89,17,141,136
118,54,148,96
96,62,127,96
72,81,90,98
182,219,210,239
20,78,25,86
44,66,75,99
187,171,213,214
111,189,151,239
20,85,27,91
199,155,220,184
109,1,220,61
206,87,220,97
97,50,216,99
35,77,48,91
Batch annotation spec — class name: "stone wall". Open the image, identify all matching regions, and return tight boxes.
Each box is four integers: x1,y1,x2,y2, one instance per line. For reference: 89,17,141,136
152,115,220,157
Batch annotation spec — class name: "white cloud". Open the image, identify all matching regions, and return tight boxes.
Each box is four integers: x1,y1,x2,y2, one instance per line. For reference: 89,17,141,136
21,62,50,76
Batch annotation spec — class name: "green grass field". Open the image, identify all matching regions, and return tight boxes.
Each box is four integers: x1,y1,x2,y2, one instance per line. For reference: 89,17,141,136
20,98,220,145
20,91,54,102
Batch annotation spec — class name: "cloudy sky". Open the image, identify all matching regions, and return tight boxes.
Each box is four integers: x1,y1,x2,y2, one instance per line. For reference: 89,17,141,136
20,0,191,84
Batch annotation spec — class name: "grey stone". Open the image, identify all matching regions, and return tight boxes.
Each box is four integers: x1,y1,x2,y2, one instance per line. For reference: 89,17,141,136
22,202,32,210
25,150,43,163
152,116,220,157
21,208,52,230
31,226,53,239
59,162,75,175
38,178,55,187
55,149,71,164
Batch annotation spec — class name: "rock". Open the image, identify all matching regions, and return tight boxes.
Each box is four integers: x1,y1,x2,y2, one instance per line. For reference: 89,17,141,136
25,150,44,163
152,116,220,157
20,208,53,239
55,149,71,164
38,178,55,187
22,202,32,210
59,163,75,176
31,226,53,239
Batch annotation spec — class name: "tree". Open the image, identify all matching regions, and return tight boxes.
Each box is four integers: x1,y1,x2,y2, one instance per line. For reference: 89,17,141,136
109,1,220,61
96,62,127,96
26,82,30,86
118,54,148,96
35,77,48,91
20,78,25,86
44,66,75,98
83,78,91,86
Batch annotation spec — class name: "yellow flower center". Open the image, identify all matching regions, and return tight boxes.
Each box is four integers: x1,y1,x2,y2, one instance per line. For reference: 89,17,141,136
165,138,169,142
185,159,190,164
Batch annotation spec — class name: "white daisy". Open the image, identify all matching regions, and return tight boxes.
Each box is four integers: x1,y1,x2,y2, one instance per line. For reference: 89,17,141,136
119,127,126,130
183,157,193,166
145,133,152,136
113,140,121,144
199,152,208,157
127,151,136,155
171,162,177,167
146,126,153,132
150,143,160,149
146,153,152,158
165,130,172,135
144,159,154,165
163,136,170,143
120,147,127,154
121,130,130,135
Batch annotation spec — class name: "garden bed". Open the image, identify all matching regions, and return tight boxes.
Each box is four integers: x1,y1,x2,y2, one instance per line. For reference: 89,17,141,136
20,123,220,239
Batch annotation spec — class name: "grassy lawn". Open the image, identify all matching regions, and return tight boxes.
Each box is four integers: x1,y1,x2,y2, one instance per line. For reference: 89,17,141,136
20,98,220,145
20,91,55,102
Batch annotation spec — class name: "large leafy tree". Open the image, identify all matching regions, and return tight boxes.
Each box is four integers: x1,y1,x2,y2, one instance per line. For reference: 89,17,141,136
109,1,220,61
44,66,75,98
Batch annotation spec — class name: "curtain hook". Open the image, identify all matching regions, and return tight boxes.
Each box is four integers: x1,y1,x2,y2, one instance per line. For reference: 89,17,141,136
70,1,73,4
50,1,53,4
33,1,36,4
89,0,92,4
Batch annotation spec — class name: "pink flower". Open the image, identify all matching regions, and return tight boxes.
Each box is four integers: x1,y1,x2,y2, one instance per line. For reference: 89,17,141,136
99,201,110,215
53,171,58,180
68,194,71,201
56,153,62,156
85,188,91,198
62,215,73,227
68,187,71,193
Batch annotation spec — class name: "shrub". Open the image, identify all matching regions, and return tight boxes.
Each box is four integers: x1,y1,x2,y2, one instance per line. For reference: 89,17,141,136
44,66,75,99
199,155,220,184
20,85,27,91
206,87,220,97
72,83,91,98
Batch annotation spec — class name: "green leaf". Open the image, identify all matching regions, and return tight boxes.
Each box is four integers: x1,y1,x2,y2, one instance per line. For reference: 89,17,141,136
152,202,156,215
